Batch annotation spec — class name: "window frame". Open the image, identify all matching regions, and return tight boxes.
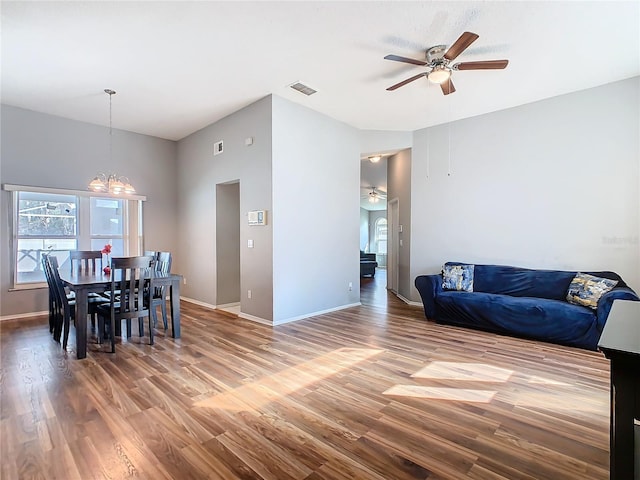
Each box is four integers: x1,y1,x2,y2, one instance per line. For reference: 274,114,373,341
374,217,388,255
4,183,146,290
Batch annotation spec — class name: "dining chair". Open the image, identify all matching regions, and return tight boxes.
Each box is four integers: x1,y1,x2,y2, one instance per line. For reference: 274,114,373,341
69,250,110,325
41,253,61,338
47,255,76,350
41,254,57,334
97,256,155,353
150,251,172,330
69,250,103,274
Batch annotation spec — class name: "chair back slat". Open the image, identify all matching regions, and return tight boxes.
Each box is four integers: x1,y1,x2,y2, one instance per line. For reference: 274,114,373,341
70,250,103,273
155,252,172,274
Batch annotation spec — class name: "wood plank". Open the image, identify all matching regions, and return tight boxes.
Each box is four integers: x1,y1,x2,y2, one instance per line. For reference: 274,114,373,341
0,273,612,479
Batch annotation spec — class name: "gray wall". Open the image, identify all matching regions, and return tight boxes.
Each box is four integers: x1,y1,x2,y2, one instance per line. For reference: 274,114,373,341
176,96,273,320
216,182,240,305
359,208,369,252
0,105,178,317
387,148,412,299
272,95,360,323
409,77,640,301
177,94,360,324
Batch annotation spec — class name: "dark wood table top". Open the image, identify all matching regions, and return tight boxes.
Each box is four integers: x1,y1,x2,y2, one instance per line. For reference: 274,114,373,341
58,264,181,287
598,300,640,356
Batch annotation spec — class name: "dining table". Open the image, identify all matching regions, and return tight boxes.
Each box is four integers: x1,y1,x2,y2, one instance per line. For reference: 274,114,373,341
58,261,182,359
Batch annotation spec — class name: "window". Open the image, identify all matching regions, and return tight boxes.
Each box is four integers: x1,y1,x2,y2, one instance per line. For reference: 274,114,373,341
6,185,145,288
90,197,125,256
375,217,387,255
16,192,78,284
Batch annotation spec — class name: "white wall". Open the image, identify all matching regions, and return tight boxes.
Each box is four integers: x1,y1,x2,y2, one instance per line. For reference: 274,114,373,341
272,95,361,324
0,105,178,317
409,77,640,301
176,96,273,320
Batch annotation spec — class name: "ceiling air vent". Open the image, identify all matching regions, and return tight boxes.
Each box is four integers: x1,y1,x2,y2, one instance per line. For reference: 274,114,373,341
289,82,317,96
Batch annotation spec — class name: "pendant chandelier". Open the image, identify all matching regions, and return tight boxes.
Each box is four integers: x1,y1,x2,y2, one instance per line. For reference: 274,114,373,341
88,89,136,195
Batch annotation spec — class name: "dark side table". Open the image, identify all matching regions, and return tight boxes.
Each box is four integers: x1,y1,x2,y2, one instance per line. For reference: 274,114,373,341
598,300,640,480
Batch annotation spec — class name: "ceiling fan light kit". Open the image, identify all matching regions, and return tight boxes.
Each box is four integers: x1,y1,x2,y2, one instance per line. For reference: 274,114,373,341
427,66,451,84
384,31,508,95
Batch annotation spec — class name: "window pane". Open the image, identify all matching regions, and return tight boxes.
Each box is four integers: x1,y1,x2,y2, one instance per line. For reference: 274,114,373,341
91,198,123,235
18,192,77,236
16,239,76,283
91,239,124,257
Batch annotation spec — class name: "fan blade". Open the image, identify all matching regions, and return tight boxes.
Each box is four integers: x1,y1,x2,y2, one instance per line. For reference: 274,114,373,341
386,73,427,91
440,79,456,95
444,31,479,61
384,54,427,66
454,60,509,70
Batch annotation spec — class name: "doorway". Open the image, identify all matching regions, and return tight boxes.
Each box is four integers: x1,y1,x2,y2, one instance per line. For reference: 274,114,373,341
215,181,240,311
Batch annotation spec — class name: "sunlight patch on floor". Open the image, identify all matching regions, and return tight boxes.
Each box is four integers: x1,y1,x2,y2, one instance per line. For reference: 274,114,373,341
383,385,497,403
527,375,570,386
411,361,514,382
194,347,385,412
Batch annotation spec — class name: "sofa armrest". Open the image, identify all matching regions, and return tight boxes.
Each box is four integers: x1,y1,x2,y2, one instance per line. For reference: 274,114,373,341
361,253,377,262
595,286,640,332
415,274,443,319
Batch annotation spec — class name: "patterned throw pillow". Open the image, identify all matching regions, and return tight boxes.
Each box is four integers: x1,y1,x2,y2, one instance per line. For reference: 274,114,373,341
442,264,474,292
566,273,618,309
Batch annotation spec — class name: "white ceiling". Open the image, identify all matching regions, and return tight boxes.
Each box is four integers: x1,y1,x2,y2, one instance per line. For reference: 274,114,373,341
2,2,638,143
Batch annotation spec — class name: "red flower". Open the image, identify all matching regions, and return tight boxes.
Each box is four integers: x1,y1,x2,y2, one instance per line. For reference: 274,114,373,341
103,266,111,275
101,244,112,254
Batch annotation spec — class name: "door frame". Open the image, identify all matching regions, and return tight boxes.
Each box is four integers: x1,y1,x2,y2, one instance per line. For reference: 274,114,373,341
387,198,399,293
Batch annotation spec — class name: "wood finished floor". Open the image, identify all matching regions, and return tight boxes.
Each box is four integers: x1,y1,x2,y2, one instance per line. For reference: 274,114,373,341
1,271,611,479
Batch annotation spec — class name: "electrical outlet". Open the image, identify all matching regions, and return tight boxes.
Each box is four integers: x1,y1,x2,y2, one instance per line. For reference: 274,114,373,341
183,277,187,285
247,289,252,299
348,282,353,291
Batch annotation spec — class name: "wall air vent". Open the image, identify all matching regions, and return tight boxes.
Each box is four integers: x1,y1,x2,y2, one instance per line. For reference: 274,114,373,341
289,82,317,96
214,140,223,156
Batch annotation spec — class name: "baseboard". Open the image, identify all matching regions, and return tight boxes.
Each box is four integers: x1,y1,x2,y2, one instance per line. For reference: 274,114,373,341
273,302,361,326
396,294,422,307
216,302,240,309
238,312,272,326
179,296,217,310
0,310,49,322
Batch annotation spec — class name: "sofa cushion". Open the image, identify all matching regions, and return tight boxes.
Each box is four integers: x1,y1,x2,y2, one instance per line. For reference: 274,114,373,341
436,291,598,348
446,262,577,300
442,264,474,292
566,273,618,309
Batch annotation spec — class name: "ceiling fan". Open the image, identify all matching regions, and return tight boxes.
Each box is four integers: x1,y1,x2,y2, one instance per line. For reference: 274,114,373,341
362,187,387,204
384,31,508,95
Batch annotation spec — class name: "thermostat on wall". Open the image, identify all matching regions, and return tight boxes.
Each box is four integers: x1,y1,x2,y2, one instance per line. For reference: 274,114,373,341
248,210,267,226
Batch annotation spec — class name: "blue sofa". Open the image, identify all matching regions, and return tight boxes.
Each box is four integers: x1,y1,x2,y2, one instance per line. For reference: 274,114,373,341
415,262,639,350
360,251,377,277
